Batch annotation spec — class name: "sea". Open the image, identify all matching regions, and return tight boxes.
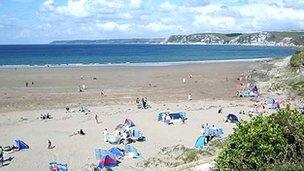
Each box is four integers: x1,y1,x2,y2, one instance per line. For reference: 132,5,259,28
0,44,297,67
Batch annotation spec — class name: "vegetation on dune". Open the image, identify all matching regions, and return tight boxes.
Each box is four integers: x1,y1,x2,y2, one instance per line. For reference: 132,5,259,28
289,80,304,96
268,163,304,171
215,108,304,171
290,50,304,68
139,139,226,169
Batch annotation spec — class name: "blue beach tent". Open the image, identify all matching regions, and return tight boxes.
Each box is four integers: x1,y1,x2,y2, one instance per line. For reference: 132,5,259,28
15,139,29,151
169,112,186,120
109,147,124,159
194,135,206,149
95,149,116,160
98,155,118,170
226,114,239,123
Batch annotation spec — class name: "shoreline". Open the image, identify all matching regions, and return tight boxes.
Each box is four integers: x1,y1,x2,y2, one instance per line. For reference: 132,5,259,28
0,57,279,68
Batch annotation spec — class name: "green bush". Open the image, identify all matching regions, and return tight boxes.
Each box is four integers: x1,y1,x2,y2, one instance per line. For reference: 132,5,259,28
290,50,304,68
215,109,304,171
268,163,304,171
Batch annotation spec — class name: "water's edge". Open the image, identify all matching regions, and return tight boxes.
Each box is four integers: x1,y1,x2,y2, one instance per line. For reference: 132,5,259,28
0,57,279,68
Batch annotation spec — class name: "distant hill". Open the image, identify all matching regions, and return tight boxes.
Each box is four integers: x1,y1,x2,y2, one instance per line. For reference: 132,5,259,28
50,38,165,44
166,31,304,47
50,32,304,47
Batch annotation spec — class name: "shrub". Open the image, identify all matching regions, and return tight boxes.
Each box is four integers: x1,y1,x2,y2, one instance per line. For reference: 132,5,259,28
215,108,304,171
290,50,304,68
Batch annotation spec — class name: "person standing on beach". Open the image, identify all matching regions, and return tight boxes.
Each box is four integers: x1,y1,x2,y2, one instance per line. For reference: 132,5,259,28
136,97,140,109
103,129,109,143
48,139,53,149
142,98,146,109
25,82,29,87
95,114,99,124
188,93,192,101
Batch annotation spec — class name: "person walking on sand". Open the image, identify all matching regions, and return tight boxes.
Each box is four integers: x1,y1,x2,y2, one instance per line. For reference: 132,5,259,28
103,129,109,143
188,93,192,101
25,82,29,87
95,114,99,124
48,139,54,149
218,108,223,114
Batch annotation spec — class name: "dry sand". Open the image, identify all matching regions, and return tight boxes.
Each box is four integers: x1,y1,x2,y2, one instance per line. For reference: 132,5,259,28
0,62,269,170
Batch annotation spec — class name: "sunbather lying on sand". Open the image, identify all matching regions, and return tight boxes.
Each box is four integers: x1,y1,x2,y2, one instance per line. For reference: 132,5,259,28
3,145,18,152
70,129,86,136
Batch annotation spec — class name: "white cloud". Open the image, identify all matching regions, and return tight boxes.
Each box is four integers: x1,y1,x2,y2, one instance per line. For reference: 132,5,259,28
56,0,91,17
194,16,237,31
96,22,132,32
119,12,133,19
144,22,183,32
129,0,142,9
159,1,177,12
40,0,124,18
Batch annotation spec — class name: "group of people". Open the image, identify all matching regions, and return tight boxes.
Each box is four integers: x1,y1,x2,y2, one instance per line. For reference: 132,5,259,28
136,97,150,109
103,127,133,145
40,113,52,120
78,84,87,92
0,144,20,167
25,81,34,87
201,123,219,143
160,113,173,124
103,127,132,144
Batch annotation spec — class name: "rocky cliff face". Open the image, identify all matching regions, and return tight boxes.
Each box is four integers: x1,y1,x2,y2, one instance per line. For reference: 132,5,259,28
166,32,304,47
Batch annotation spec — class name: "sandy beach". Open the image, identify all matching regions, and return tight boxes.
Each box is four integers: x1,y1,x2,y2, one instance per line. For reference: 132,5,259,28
0,62,268,170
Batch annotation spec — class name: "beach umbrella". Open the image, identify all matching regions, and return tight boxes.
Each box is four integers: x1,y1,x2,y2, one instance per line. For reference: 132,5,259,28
98,155,118,169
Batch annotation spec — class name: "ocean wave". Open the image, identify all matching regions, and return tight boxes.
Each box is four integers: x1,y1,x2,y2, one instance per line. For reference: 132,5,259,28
0,57,284,68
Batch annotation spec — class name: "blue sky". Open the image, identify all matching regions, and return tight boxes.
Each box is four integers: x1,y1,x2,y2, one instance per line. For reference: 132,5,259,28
0,0,304,44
